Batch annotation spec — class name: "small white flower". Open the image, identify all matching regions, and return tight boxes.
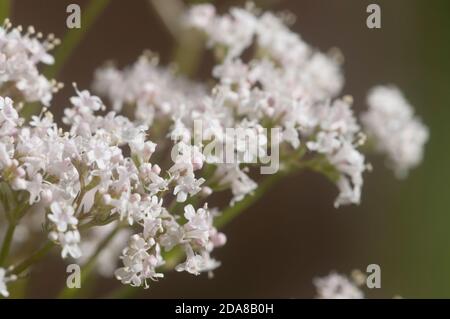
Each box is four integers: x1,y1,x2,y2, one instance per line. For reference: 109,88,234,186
70,85,104,112
183,204,211,245
173,173,205,203
175,245,220,276
24,173,43,205
216,165,256,204
185,4,216,30
282,121,300,149
130,140,156,163
307,131,340,154
48,201,78,232
58,230,82,259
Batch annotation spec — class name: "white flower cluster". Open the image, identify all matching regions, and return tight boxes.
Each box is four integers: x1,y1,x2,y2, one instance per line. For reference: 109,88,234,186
0,84,225,288
115,202,225,288
0,20,60,106
314,272,364,299
95,4,371,208
362,86,429,177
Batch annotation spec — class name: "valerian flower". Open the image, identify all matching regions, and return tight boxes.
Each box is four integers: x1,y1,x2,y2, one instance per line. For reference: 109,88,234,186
48,201,78,232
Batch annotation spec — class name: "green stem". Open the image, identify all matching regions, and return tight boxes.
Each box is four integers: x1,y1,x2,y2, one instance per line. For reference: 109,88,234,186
0,223,16,266
58,226,121,299
172,25,205,77
9,241,54,276
0,0,11,23
45,0,110,79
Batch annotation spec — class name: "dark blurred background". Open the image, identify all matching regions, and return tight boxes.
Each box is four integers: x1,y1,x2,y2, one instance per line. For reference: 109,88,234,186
7,0,450,298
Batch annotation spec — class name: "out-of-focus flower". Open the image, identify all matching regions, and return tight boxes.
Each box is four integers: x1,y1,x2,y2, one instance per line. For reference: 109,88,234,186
362,86,429,177
0,268,16,297
0,22,61,105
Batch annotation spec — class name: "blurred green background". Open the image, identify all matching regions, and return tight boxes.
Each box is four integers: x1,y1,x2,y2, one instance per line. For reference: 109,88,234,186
4,0,450,298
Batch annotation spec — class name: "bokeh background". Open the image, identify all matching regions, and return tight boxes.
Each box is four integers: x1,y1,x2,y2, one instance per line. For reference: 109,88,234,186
4,0,449,298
